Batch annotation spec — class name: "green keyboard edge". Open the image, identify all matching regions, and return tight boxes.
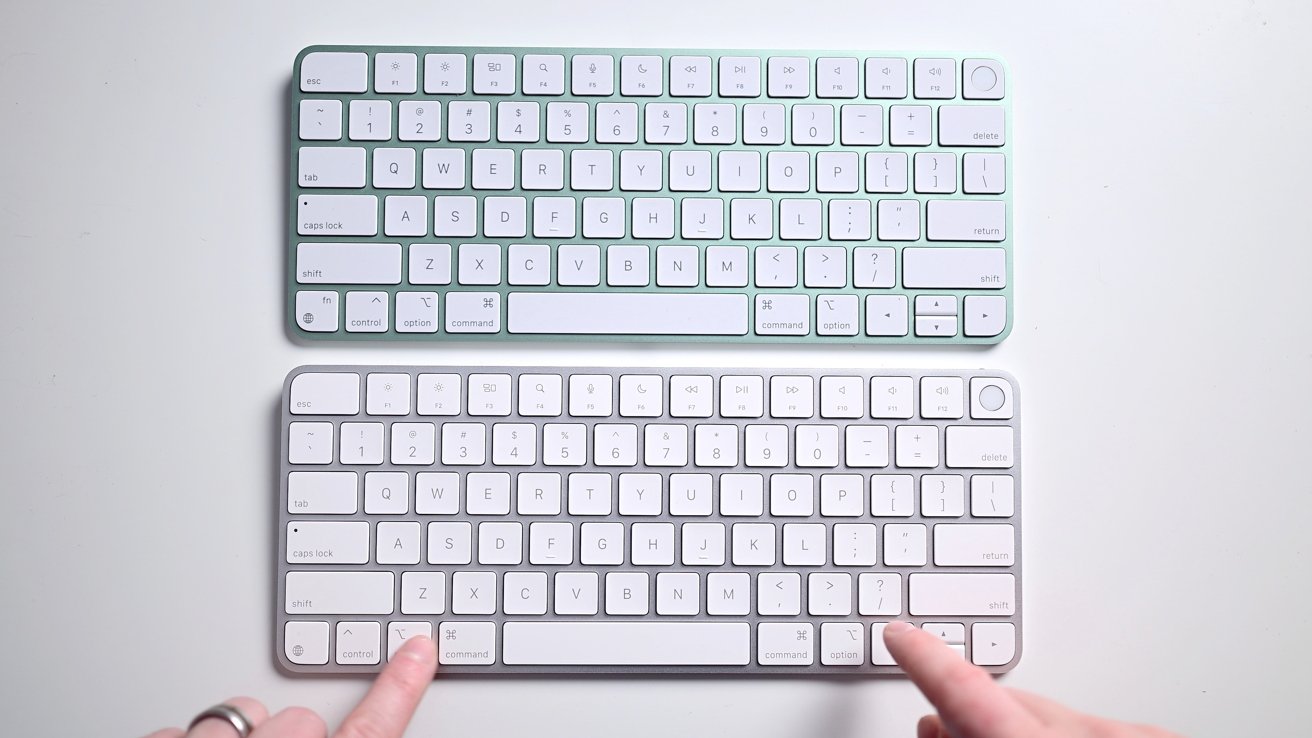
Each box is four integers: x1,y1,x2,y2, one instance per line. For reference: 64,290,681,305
287,44,1013,345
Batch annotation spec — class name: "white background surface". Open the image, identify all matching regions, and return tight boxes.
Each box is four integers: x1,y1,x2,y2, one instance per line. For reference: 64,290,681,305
2,1,1310,736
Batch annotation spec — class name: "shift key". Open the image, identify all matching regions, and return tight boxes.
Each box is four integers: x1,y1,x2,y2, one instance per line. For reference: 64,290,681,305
297,195,378,236
903,248,1006,288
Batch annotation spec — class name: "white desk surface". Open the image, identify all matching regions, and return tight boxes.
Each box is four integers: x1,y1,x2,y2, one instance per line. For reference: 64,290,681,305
2,1,1309,735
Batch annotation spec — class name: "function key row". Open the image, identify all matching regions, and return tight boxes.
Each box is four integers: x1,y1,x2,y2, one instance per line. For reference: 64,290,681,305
301,51,1004,101
288,372,1014,420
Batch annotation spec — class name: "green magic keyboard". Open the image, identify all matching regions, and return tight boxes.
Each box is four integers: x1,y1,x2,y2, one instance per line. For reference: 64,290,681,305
288,46,1012,344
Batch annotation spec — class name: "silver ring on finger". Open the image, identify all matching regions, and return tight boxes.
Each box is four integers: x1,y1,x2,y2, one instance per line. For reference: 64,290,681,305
187,704,255,738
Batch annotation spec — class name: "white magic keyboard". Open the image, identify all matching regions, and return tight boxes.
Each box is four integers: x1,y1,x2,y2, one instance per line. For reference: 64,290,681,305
278,366,1022,675
289,46,1012,345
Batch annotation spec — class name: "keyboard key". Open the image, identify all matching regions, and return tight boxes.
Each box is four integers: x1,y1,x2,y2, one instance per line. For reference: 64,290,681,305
504,623,750,665
759,623,813,665
336,621,382,665
620,55,663,95
865,58,907,99
971,622,1016,666
297,195,377,236
290,372,360,415
908,573,1015,616
300,51,367,93
423,54,467,94
285,621,330,665
926,200,1006,242
913,58,956,99
522,54,566,95
902,247,1006,288
437,622,496,664
767,56,809,97
571,54,614,95
299,99,343,140
507,293,748,335
934,524,1014,566
298,147,365,188
375,53,417,94
939,106,1005,146
286,572,394,614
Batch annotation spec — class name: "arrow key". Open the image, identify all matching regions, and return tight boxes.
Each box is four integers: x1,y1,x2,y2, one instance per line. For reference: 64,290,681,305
914,295,958,316
971,622,1017,667
915,315,958,337
965,295,1007,337
866,295,909,337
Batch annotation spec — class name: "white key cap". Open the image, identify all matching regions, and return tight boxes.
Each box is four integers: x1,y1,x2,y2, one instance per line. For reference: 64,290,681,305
336,621,381,665
375,52,417,94
508,293,748,335
783,523,825,565
720,376,764,418
444,292,501,333
288,471,357,514
939,106,1005,146
288,422,333,464
821,623,865,665
286,521,368,564
866,152,909,193
681,198,723,238
670,56,713,97
767,152,809,192
607,244,650,286
767,56,809,97
497,102,541,142
415,472,459,515
383,195,427,236
285,621,330,665
964,153,1007,194
669,376,713,418
452,571,497,615
743,104,785,144
817,151,859,192
828,200,871,240
889,105,932,145
821,475,864,516
808,572,852,615
466,473,511,515
805,246,847,287
896,425,939,468
927,200,1006,241
285,572,393,614
300,52,367,93
972,623,1017,666
299,100,342,141
903,247,1006,288
840,104,883,145
819,376,863,418
471,149,515,190
572,54,615,95
877,200,920,241
757,572,801,615
468,373,512,416
883,523,928,565
872,474,914,517
858,573,902,615
779,199,822,239
922,474,965,517
758,623,813,665
921,377,965,419
367,373,410,415
606,572,650,614
621,55,663,95
298,147,365,188
683,523,727,566
416,374,461,416
755,294,808,336
542,423,586,466
866,58,908,98
473,53,515,94
374,148,417,188
508,243,551,285
518,474,562,516
290,372,360,415
843,426,889,468
870,377,913,418
580,522,624,565
970,475,1015,517
546,102,589,142
528,521,572,563
387,622,433,661
557,244,600,286
934,524,1014,566
795,424,839,467
448,101,491,142
744,424,787,467
427,522,472,564
631,522,674,564
755,246,797,287
656,573,700,615
424,54,467,94
568,375,612,417
693,426,738,468
619,472,664,513
297,195,377,236
377,521,421,565
595,425,638,466
915,153,957,194
817,57,859,98
719,475,763,517
655,244,699,286
914,58,956,99
791,104,834,145
554,572,599,614
522,54,566,95
833,521,877,564
363,472,408,516
693,104,736,144
478,521,523,564
732,523,776,565
771,475,814,517
719,151,761,192
390,423,434,465
909,574,1016,616
422,149,465,189
396,292,438,333
504,623,750,665
770,376,814,418
522,150,564,190
518,374,563,416
644,104,687,144
401,572,446,615
851,247,895,289
719,56,761,96
441,422,486,465
348,100,391,141
619,375,663,417
946,426,1015,468
597,102,639,143
503,572,548,615
436,621,496,664
964,59,1005,99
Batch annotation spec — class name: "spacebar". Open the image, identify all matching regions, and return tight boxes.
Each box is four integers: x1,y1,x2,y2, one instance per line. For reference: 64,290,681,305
507,293,750,335
503,622,751,665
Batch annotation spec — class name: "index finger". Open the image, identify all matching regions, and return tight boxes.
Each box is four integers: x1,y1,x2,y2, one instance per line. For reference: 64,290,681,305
335,635,437,738
882,622,1043,738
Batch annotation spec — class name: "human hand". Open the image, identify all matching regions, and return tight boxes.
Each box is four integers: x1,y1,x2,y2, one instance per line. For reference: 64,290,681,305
142,634,437,738
882,621,1182,738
